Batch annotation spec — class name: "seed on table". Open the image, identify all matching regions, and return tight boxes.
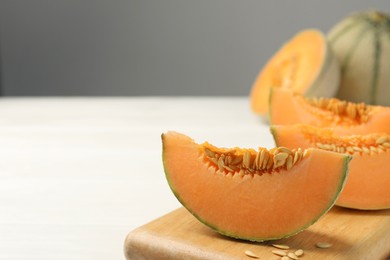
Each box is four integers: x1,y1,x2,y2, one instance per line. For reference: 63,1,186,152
244,250,259,258
281,256,290,260
272,249,287,256
316,242,332,249
287,252,299,260
272,244,290,250
294,249,304,256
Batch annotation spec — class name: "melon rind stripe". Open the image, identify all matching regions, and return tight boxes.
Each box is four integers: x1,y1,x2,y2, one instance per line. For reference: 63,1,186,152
304,39,331,97
371,27,381,105
339,24,370,75
328,16,361,45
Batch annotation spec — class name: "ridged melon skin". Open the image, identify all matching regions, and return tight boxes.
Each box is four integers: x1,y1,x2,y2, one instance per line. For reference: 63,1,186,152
162,132,351,242
328,10,390,105
305,34,340,99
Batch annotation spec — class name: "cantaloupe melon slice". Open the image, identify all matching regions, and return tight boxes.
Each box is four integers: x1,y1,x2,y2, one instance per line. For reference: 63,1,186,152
250,29,340,116
271,124,390,210
269,88,390,135
162,131,350,241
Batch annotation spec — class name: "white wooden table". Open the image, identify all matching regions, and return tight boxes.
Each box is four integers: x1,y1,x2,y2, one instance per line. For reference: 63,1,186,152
0,97,273,259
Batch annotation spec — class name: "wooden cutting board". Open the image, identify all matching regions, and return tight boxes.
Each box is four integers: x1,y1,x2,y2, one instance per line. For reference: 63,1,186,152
124,207,390,260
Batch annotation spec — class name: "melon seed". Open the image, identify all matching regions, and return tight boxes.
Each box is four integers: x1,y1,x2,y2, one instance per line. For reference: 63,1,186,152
243,151,252,168
261,150,270,169
271,244,290,250
274,152,289,161
224,165,235,172
277,147,293,155
281,257,290,260
294,249,304,256
224,155,232,165
316,242,332,249
271,249,287,256
230,155,243,165
288,252,299,260
376,136,388,145
286,155,293,170
255,150,262,169
382,142,390,148
293,151,299,165
204,148,215,157
362,147,370,154
244,250,259,258
266,154,274,170
274,159,286,168
217,157,225,172
209,157,218,165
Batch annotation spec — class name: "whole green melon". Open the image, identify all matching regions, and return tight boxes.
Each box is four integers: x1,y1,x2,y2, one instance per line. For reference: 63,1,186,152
328,10,390,105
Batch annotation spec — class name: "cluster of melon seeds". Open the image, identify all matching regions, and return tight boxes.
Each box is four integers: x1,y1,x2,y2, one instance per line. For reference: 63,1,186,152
202,144,306,175
306,131,390,156
244,242,333,259
303,95,372,124
271,244,304,260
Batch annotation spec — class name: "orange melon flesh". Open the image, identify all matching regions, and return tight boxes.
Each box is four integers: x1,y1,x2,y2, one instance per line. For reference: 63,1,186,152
162,131,350,241
271,124,390,210
250,29,326,115
269,88,390,135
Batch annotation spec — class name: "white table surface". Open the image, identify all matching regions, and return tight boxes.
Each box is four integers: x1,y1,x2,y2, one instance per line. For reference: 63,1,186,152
0,97,274,259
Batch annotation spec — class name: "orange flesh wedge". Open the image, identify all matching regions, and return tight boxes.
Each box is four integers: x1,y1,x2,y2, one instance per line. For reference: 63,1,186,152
271,124,390,210
162,131,350,241
269,88,390,135
250,29,326,115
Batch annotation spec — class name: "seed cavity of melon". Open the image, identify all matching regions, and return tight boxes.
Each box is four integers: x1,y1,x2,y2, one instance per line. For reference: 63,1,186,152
298,126,390,156
301,95,372,125
202,145,306,176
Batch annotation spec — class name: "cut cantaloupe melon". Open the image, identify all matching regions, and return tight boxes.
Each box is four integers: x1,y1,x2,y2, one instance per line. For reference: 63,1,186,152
271,124,390,210
162,131,350,241
250,29,340,116
269,88,390,135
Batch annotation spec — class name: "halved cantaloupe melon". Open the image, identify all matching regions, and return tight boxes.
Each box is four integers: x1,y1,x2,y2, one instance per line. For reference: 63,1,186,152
250,29,340,116
269,88,390,135
162,131,350,241
271,124,390,210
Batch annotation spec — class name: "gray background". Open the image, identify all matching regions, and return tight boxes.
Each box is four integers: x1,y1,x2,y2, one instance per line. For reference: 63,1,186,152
0,1,389,96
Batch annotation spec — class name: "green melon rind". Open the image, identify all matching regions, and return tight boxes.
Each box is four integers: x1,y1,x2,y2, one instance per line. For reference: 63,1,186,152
304,31,340,99
327,10,390,106
162,133,351,242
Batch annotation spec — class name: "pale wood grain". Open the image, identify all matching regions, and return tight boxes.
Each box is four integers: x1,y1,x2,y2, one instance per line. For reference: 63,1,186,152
125,207,390,260
0,97,266,259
